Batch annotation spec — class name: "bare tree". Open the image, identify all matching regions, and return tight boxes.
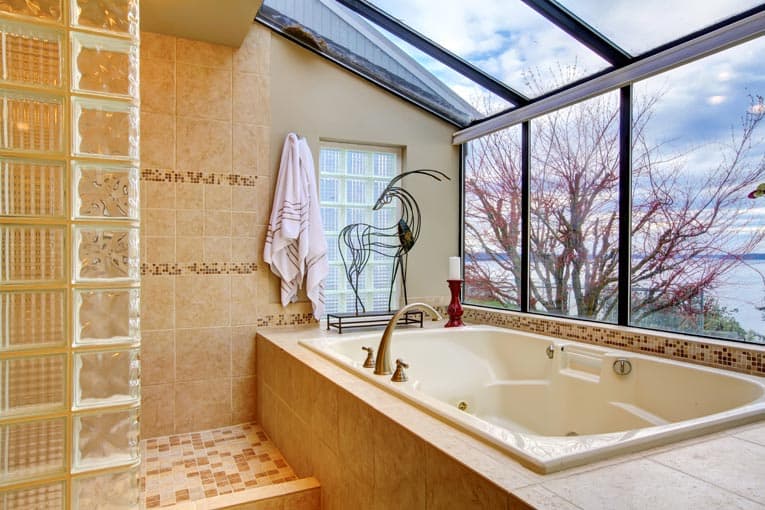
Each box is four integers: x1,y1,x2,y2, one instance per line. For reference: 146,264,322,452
464,86,765,331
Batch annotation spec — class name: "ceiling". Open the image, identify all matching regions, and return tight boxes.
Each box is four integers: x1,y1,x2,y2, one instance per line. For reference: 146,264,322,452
140,0,263,47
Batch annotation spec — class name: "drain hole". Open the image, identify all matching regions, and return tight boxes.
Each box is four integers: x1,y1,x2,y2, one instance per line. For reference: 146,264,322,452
566,431,579,437
457,401,468,412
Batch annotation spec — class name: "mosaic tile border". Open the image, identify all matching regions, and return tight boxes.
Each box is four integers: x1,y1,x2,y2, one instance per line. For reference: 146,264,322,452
462,306,765,377
141,262,258,276
141,168,258,187
256,312,316,328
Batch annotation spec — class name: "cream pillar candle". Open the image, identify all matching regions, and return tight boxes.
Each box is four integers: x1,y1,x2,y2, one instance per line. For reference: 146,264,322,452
448,256,461,280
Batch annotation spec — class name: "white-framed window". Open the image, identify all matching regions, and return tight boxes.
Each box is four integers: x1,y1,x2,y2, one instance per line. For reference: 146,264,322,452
319,141,401,314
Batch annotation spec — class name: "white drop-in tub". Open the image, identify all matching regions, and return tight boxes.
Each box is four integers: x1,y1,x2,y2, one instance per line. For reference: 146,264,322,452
300,325,765,473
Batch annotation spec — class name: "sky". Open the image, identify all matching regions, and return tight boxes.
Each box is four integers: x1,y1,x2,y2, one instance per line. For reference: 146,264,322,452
369,0,765,250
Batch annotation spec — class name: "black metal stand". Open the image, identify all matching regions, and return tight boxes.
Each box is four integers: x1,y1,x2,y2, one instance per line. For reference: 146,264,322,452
326,310,424,334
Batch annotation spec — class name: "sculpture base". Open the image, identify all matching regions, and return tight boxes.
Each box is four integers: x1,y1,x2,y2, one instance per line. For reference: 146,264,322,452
326,310,424,334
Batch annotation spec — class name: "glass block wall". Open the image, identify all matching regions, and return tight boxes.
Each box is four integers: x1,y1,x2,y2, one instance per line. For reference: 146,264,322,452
0,1,140,508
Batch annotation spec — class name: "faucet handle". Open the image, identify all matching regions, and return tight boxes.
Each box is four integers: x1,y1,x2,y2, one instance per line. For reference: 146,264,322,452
391,358,409,382
361,346,376,368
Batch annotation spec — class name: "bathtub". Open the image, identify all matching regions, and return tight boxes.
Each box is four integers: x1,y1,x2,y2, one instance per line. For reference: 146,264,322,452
300,325,765,473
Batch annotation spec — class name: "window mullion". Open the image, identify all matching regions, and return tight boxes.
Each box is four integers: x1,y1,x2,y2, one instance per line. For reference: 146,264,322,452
521,121,530,313
618,86,632,326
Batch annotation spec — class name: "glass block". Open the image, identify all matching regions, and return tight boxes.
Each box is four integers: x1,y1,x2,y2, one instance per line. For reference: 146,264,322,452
72,467,138,510
71,97,137,159
0,354,66,417
71,0,138,37
2,481,65,510
0,0,62,22
73,226,139,282
0,290,66,351
0,20,62,87
74,288,139,345
1,90,63,153
0,417,66,483
0,224,65,283
73,408,138,471
73,348,139,408
73,162,138,219
71,32,137,97
0,158,65,217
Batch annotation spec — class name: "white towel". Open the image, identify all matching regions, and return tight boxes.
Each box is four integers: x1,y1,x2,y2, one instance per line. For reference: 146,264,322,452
264,133,328,319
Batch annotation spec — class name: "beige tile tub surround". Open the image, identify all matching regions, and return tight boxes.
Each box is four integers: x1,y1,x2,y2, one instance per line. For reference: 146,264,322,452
139,26,316,439
256,325,765,510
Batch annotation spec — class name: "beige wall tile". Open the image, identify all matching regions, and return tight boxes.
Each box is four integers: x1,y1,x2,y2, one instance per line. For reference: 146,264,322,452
232,212,259,237
141,276,174,330
175,327,231,381
233,73,270,125
176,64,232,121
255,176,272,226
232,375,257,423
231,326,257,376
233,123,270,176
141,112,175,169
176,182,204,210
143,209,176,237
203,236,231,263
144,181,176,209
145,236,175,264
140,32,175,62
205,183,232,211
373,416,427,510
231,185,257,212
175,275,230,328
425,446,509,510
141,383,175,439
176,236,203,263
141,58,175,114
233,25,270,75
177,38,232,68
310,373,339,455
176,209,203,237
174,378,232,433
141,330,175,386
257,270,281,307
337,389,375,486
204,210,232,236
231,237,258,263
231,274,257,326
176,117,232,173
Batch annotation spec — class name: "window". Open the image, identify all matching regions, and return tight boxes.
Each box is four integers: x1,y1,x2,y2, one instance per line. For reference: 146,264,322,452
463,37,765,344
629,38,765,342
319,142,402,314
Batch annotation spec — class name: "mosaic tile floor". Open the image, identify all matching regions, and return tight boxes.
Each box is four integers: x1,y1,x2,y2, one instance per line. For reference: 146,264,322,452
139,422,298,508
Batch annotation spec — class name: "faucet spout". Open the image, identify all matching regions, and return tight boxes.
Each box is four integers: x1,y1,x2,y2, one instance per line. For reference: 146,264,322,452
374,303,442,375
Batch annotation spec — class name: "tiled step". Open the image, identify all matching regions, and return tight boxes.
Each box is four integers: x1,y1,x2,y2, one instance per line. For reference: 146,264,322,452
140,422,318,509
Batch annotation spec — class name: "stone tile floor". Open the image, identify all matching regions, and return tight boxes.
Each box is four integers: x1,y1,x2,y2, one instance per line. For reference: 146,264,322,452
139,422,298,508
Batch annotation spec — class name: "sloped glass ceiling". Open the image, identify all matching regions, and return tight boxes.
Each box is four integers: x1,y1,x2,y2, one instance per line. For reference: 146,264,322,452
370,0,609,98
257,0,765,127
560,0,765,56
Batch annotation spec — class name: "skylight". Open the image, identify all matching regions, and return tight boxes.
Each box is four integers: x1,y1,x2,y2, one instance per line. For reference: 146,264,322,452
370,0,610,98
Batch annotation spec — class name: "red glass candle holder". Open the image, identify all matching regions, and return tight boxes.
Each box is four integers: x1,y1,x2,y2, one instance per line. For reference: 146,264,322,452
445,279,464,327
